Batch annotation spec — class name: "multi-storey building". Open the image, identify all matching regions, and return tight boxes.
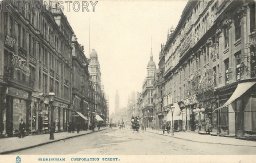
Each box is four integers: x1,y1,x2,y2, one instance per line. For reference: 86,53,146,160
0,0,105,137
161,0,256,138
0,0,74,136
141,53,156,128
152,42,169,130
71,35,91,130
89,49,108,124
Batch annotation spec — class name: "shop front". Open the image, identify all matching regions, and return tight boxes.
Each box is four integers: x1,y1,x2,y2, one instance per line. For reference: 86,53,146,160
52,102,69,132
214,81,256,138
5,87,31,137
29,98,38,134
184,95,198,131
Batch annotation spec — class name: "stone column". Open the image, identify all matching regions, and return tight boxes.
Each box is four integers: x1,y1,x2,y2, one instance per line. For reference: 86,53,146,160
236,99,244,137
0,5,4,82
242,6,250,79
0,86,7,135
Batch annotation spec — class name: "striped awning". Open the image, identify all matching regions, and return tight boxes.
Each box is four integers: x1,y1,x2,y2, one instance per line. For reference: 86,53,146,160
213,81,256,112
95,114,104,121
75,111,88,121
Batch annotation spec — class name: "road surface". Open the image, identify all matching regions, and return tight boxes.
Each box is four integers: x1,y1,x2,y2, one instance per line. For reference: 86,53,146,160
11,128,256,155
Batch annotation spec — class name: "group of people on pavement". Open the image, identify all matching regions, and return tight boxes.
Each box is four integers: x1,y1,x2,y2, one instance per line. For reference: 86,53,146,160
18,118,102,138
162,122,171,134
67,122,81,133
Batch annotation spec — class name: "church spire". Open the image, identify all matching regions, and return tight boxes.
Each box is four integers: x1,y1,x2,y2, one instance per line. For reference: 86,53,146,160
150,37,153,60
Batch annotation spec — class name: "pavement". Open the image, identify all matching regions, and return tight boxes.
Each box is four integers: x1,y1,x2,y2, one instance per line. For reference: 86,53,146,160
145,128,256,147
0,128,106,154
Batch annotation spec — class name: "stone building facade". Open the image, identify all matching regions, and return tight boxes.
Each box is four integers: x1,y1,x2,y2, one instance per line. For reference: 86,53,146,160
71,35,91,130
141,53,156,129
88,49,108,125
0,0,74,136
0,0,108,137
161,0,256,138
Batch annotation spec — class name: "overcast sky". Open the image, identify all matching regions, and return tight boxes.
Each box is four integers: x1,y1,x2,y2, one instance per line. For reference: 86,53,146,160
63,0,188,114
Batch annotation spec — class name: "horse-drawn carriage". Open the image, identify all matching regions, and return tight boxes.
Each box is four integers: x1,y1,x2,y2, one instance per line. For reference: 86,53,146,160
131,116,140,132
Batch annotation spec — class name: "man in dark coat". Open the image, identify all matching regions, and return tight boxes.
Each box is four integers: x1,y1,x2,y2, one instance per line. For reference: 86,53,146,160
162,123,166,135
166,123,171,134
77,122,80,133
19,119,26,138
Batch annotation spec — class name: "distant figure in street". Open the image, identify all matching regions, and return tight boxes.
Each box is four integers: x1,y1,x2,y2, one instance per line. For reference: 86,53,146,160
19,119,26,138
72,122,75,133
97,123,101,131
91,122,95,131
166,123,171,134
68,122,72,133
162,123,166,135
77,122,80,133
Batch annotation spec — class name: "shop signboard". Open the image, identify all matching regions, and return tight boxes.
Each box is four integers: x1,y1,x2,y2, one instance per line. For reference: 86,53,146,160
6,87,29,99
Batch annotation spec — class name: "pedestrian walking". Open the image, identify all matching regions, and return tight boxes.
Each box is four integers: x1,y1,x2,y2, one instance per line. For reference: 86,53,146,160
77,122,80,133
19,119,26,138
162,123,166,134
97,123,101,131
166,123,171,134
68,122,71,133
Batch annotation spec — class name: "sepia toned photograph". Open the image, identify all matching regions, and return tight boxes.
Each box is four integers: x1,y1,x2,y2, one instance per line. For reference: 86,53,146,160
0,0,256,160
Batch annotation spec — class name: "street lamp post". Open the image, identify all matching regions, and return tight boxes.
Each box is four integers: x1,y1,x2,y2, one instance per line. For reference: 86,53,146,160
200,108,205,132
49,92,55,140
194,107,205,133
170,106,175,136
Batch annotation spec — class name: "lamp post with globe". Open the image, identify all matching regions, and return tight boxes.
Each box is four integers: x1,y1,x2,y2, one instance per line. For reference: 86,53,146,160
48,92,55,140
170,105,175,136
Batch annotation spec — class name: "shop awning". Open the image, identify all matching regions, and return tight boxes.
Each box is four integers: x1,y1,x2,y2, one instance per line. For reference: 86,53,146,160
76,111,88,121
95,114,104,121
214,81,256,112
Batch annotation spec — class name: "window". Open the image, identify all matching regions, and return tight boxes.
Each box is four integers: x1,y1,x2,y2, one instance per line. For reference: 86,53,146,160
50,77,54,92
44,49,48,66
213,66,217,86
18,24,21,47
38,44,41,62
235,19,241,41
224,28,229,48
4,13,8,35
250,3,256,32
64,86,69,99
224,58,230,84
39,70,41,89
49,53,54,69
55,81,59,97
17,69,21,81
22,28,26,49
43,74,48,94
29,66,35,82
29,34,32,55
235,51,242,81
32,38,36,57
